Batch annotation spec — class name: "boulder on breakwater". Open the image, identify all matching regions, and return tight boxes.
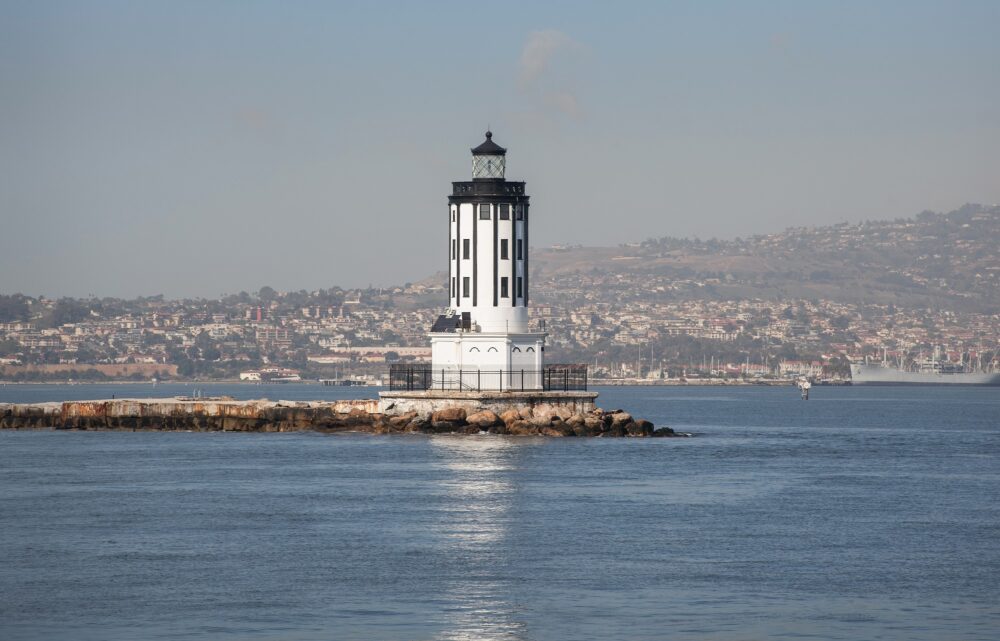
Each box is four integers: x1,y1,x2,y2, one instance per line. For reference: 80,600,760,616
0,398,684,437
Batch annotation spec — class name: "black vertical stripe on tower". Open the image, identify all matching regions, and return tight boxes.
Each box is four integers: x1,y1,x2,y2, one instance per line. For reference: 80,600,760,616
455,205,461,306
511,211,517,307
524,204,529,305
448,206,452,305
473,205,478,306
493,203,498,307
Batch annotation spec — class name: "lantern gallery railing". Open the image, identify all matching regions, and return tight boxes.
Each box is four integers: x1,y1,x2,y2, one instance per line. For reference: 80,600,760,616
388,364,588,392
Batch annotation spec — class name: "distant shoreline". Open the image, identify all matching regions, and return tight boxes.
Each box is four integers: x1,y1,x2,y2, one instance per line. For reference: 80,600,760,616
0,378,833,387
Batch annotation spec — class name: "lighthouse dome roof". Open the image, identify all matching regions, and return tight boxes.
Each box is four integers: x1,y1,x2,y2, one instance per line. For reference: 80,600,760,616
471,131,506,155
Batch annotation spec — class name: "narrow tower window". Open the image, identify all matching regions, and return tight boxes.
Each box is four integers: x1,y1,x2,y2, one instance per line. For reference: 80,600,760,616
517,276,523,298
463,277,470,298
452,277,456,297
499,204,510,220
452,238,456,259
500,277,509,298
479,204,490,220
516,239,523,260
463,238,470,259
515,204,524,220
500,239,508,260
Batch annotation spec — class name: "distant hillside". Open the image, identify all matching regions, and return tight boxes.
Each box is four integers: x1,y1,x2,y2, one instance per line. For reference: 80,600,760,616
528,204,1000,312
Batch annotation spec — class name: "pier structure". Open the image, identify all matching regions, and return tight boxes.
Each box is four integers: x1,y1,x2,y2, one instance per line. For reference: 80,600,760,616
0,397,675,437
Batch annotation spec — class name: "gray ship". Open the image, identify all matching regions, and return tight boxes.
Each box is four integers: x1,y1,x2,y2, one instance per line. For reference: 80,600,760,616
851,354,1000,386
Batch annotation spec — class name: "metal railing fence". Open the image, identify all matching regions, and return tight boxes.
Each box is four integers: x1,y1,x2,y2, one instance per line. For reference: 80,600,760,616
388,364,588,392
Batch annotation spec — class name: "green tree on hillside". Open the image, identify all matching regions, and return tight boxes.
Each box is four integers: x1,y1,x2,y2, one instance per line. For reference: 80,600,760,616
0,295,31,322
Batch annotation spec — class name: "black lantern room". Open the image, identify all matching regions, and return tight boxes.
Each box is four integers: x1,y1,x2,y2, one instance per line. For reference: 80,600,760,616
471,131,506,180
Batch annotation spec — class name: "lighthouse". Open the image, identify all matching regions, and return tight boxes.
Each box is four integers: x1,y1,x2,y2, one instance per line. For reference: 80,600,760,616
427,131,546,389
381,131,592,415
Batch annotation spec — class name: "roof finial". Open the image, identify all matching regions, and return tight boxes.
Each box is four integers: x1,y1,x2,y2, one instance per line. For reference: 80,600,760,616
471,130,506,155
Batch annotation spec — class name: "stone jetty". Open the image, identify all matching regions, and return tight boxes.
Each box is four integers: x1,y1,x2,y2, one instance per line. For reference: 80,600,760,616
0,397,681,437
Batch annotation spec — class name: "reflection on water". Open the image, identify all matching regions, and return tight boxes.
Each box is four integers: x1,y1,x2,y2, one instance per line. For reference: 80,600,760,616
429,436,532,640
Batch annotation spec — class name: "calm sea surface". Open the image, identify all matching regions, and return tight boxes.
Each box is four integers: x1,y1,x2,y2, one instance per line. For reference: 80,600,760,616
1,383,998,640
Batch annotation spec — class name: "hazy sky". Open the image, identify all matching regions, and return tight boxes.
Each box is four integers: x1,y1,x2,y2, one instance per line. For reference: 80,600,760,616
2,1,998,298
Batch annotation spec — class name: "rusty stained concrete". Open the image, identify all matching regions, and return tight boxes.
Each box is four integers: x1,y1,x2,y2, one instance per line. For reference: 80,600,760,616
378,390,598,417
54,398,378,419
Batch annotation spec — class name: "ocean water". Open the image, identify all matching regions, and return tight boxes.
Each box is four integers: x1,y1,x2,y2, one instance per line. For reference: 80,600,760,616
1,384,998,640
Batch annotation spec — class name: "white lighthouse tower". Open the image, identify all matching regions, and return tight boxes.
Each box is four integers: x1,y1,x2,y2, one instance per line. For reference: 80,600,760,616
427,131,546,389
380,131,594,416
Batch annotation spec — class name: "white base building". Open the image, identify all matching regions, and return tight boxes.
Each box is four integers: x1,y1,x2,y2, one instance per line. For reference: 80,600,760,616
429,327,545,390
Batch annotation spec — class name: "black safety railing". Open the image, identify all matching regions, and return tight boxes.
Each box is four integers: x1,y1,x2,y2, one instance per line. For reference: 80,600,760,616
388,364,588,392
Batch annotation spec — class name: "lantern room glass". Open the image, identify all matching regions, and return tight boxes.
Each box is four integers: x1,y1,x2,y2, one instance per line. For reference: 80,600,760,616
472,154,505,179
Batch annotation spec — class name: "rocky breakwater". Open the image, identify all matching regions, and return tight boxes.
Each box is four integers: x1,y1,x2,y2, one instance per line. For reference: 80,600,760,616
0,398,381,433
0,398,683,437
387,406,681,437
